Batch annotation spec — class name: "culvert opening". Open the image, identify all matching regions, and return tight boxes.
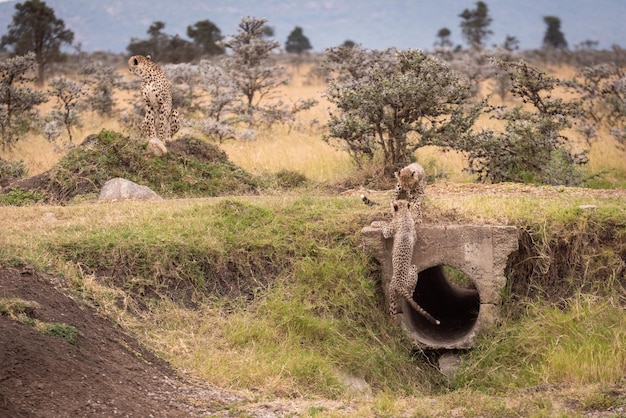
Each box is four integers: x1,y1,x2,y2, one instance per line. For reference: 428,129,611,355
401,265,480,346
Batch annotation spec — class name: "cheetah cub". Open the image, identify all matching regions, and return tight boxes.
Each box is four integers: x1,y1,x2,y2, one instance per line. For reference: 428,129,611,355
128,55,180,143
392,162,427,222
372,200,440,325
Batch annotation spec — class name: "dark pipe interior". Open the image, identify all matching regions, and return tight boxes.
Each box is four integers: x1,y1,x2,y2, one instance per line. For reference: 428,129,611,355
403,265,480,345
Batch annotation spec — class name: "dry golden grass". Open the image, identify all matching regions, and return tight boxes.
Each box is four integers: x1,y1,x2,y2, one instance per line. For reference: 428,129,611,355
2,62,625,185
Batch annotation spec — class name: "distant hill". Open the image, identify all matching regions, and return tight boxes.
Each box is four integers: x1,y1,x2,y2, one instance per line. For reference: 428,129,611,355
0,0,625,54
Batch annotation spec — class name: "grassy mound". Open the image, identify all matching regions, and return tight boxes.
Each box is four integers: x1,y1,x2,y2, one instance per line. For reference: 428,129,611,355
1,130,259,204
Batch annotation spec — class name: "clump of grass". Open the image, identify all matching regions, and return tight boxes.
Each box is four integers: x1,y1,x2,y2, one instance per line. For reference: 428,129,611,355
41,322,80,345
261,169,309,189
0,158,27,183
0,186,47,206
1,297,79,345
454,294,626,391
0,297,39,318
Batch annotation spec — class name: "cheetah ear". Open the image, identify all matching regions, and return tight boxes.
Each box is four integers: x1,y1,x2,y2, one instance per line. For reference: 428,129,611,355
146,55,152,60
394,171,399,180
132,58,138,65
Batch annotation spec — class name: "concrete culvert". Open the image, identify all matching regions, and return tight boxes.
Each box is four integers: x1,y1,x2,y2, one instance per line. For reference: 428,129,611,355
402,265,480,348
361,224,519,350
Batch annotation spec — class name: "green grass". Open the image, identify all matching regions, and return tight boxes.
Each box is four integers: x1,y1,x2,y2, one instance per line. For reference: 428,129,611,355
454,294,626,391
1,297,79,345
0,186,46,205
20,195,437,397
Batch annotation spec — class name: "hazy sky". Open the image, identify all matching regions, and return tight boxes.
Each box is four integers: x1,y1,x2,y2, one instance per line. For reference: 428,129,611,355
0,0,624,52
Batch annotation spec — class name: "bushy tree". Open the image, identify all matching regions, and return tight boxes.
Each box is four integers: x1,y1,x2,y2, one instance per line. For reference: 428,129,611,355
456,59,586,185
0,53,47,149
285,26,312,54
567,63,626,148
324,46,482,175
435,27,453,49
1,0,74,84
220,17,286,110
127,21,196,63
162,62,201,112
219,16,299,125
47,76,86,144
193,60,242,142
187,19,225,56
542,16,568,50
78,60,123,116
459,1,493,50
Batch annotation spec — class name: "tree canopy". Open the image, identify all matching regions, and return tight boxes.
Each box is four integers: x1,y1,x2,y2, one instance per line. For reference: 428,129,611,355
543,16,568,50
0,0,74,84
187,19,225,56
459,1,493,50
285,26,312,54
126,21,197,63
324,46,482,175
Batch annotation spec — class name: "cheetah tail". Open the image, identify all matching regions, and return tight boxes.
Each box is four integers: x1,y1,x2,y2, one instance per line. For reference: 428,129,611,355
407,299,441,325
360,194,379,206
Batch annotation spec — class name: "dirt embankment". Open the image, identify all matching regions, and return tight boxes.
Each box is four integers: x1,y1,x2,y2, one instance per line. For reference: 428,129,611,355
0,267,239,418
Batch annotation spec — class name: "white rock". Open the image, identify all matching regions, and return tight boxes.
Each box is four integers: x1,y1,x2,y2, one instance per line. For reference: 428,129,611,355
99,178,162,202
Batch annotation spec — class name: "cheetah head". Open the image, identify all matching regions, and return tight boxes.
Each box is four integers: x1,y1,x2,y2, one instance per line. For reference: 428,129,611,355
392,199,411,213
396,167,419,189
128,54,152,77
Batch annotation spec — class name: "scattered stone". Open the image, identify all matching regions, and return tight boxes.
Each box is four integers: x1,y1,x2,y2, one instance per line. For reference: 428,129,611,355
578,204,597,211
341,374,372,397
147,137,168,156
438,352,462,379
99,178,162,202
42,212,57,222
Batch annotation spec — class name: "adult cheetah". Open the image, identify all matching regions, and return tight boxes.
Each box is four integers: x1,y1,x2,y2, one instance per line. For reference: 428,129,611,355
128,55,179,142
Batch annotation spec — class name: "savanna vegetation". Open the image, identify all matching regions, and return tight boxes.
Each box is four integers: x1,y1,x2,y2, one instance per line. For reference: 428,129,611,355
0,1,625,416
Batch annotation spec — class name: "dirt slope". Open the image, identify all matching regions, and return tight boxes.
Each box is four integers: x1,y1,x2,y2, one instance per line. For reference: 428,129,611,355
0,267,237,417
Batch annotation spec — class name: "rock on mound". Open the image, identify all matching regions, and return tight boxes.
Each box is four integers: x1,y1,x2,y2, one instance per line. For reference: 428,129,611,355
99,177,163,201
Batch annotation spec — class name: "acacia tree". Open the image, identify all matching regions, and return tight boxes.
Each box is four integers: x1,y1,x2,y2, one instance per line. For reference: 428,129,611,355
220,16,287,113
542,16,568,50
0,53,47,149
0,0,74,85
193,60,242,142
456,59,586,185
218,16,317,129
78,60,123,117
567,63,626,148
187,19,225,56
47,76,86,144
434,27,453,49
459,1,493,50
285,26,312,54
324,46,483,175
